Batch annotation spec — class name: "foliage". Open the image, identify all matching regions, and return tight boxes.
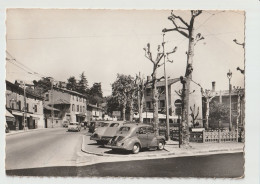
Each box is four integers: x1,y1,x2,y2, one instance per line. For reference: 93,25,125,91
32,77,52,97
77,72,88,94
66,76,77,91
209,101,229,122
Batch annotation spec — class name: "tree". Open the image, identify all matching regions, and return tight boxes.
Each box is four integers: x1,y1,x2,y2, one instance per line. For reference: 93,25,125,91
163,10,203,146
33,77,52,97
66,76,77,91
88,82,104,105
112,74,135,121
106,95,120,115
201,88,215,130
209,101,229,127
77,72,88,94
189,104,200,128
136,73,146,123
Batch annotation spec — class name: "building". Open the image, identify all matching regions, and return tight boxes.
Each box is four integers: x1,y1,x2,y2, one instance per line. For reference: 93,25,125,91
5,80,45,130
143,78,203,127
86,104,104,121
203,82,245,129
44,87,88,127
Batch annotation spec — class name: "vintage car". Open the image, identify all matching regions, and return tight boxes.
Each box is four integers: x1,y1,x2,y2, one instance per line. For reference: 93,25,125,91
88,121,104,133
63,120,69,128
68,122,81,132
90,121,125,144
107,124,166,154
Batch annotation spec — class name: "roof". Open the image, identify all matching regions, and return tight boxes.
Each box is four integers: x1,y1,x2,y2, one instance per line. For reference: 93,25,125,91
146,78,180,88
44,105,60,111
53,98,70,105
87,104,103,110
53,86,87,98
6,80,44,100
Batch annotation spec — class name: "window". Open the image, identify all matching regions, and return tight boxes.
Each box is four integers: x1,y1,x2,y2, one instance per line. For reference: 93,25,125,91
146,88,151,96
77,97,78,101
77,105,79,112
138,127,147,134
83,106,85,112
45,94,49,101
26,103,29,112
80,106,82,112
17,101,21,110
72,104,75,111
147,127,154,133
160,100,165,108
146,102,151,109
34,105,37,112
11,102,15,109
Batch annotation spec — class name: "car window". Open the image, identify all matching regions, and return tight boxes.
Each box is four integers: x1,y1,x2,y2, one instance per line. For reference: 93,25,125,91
147,127,154,133
110,123,119,127
100,122,109,127
138,127,147,134
119,126,130,132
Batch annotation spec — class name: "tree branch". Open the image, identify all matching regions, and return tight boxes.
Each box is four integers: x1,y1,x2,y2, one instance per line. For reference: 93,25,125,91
171,10,189,28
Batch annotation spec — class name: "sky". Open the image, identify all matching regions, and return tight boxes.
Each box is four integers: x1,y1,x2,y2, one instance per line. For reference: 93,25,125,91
6,9,245,96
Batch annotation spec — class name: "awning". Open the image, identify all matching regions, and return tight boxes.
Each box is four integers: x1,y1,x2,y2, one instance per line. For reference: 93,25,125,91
6,110,14,118
76,113,86,117
30,114,40,119
12,110,30,117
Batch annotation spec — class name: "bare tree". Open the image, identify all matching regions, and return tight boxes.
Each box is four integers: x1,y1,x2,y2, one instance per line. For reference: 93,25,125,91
201,88,215,130
190,104,200,128
163,10,203,146
136,73,146,123
143,43,166,135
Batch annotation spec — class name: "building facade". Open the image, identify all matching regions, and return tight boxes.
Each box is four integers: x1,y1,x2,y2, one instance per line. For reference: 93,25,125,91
44,87,87,127
144,78,203,127
5,80,45,130
203,82,245,129
86,104,104,121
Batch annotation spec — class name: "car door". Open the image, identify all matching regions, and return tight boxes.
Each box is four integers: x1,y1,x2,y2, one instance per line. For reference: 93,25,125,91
147,126,156,147
137,126,148,148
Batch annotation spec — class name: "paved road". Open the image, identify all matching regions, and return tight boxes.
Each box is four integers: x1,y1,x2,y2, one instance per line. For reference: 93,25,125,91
6,152,243,178
5,128,89,170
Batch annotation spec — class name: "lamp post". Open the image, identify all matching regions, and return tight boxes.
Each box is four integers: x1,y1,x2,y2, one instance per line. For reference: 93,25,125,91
227,70,232,131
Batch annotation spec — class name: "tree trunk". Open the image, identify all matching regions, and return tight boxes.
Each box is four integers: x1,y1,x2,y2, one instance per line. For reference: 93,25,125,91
122,103,126,121
139,94,144,123
182,19,195,147
129,99,134,122
152,66,159,136
205,99,209,130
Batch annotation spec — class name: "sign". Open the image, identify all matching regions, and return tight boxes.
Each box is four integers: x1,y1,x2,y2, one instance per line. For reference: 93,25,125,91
112,111,121,117
174,99,182,107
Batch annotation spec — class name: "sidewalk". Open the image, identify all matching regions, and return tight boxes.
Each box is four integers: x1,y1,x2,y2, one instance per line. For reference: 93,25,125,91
6,127,64,136
81,135,244,158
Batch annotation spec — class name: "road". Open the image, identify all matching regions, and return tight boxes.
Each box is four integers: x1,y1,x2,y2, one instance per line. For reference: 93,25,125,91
6,152,243,178
5,128,88,170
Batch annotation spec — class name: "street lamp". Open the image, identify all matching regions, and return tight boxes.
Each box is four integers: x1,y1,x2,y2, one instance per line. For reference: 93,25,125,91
227,70,232,131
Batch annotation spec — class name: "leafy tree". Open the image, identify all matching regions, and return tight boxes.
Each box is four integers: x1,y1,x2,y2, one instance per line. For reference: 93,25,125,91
106,95,121,115
32,77,52,97
89,82,103,98
77,72,88,94
111,74,136,121
209,101,229,127
66,76,77,91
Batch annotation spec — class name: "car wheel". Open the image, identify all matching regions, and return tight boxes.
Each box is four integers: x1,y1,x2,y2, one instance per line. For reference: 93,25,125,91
132,143,140,154
158,140,165,150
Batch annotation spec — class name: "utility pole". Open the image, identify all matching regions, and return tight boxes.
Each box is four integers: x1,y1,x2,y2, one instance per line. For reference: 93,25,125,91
50,78,54,128
162,33,170,141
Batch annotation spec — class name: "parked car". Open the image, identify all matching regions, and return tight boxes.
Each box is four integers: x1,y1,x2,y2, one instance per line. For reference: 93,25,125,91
68,122,81,132
90,121,125,144
107,124,166,154
63,120,69,128
88,121,103,133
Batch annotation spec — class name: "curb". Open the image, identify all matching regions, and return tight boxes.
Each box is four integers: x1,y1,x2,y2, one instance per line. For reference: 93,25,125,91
81,136,243,158
81,135,169,158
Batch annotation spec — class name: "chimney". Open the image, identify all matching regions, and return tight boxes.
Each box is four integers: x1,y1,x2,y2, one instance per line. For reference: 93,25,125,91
212,81,215,92
147,76,152,81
